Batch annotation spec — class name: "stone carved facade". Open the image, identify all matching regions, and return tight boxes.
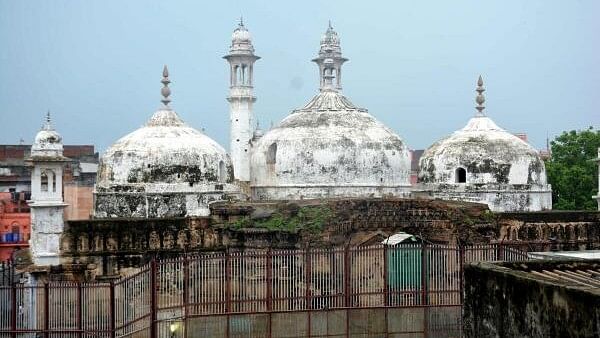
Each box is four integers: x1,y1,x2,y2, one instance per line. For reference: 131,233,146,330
59,198,600,279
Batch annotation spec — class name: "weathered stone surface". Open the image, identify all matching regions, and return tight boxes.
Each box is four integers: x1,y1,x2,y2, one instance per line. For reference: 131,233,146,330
59,198,600,279
464,260,600,337
249,25,411,201
94,107,242,218
418,109,552,212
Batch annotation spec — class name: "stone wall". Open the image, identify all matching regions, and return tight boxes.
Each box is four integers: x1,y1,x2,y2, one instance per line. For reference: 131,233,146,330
464,260,600,337
57,198,600,279
497,211,600,250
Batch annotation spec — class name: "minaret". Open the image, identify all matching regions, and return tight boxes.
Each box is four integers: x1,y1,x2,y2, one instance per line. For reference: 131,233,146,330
26,112,69,266
595,148,600,210
224,18,260,183
312,22,348,91
475,75,486,116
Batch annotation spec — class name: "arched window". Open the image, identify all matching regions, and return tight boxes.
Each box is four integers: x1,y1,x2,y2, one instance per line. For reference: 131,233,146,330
236,65,244,85
51,171,56,192
218,161,227,182
455,168,467,183
40,171,49,192
241,64,247,85
267,143,277,164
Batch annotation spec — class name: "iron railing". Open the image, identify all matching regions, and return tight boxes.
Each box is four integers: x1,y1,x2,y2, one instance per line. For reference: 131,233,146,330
0,243,530,337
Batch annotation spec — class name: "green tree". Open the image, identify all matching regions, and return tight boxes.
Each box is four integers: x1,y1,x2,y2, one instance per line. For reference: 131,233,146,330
545,127,600,210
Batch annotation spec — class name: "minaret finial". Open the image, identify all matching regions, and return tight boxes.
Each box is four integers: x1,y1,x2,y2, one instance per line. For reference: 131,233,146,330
328,20,332,29
475,75,485,116
161,65,171,108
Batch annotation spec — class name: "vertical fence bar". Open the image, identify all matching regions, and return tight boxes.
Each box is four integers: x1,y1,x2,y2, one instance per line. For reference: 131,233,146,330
266,249,272,312
421,242,427,306
421,243,428,338
266,249,273,338
305,248,312,337
344,246,351,338
77,283,83,338
383,245,389,307
10,284,16,338
44,283,49,338
459,246,465,306
183,256,189,338
344,245,350,308
150,259,157,338
225,251,231,338
109,281,116,338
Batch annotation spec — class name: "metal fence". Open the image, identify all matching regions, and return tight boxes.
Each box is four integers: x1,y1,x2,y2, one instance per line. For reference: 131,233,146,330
0,243,529,337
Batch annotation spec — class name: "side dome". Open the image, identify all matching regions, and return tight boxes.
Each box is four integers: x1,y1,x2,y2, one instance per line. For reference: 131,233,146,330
250,24,411,200
418,115,547,186
97,109,233,187
417,76,551,212
94,66,239,219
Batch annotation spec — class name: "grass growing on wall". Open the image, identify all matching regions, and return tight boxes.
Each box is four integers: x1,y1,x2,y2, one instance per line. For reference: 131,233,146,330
230,205,333,233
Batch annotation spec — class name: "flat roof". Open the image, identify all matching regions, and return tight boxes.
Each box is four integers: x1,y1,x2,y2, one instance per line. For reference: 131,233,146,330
528,250,600,260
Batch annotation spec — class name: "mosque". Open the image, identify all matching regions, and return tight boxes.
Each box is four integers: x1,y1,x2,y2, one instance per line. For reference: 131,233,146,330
24,21,553,265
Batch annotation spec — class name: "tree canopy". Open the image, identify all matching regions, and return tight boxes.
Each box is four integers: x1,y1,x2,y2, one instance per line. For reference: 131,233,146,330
545,127,600,210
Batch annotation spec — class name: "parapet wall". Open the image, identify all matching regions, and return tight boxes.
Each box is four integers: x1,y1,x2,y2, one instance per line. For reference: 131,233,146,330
58,198,600,279
464,260,600,337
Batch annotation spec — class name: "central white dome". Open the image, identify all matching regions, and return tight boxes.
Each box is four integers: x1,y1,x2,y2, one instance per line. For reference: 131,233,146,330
250,90,411,200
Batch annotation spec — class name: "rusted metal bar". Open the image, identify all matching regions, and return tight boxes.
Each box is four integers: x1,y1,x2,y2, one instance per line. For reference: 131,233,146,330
77,283,83,338
225,251,231,338
344,245,350,308
109,281,116,338
266,249,272,338
150,259,158,338
421,242,427,306
266,248,272,312
459,246,465,306
383,244,389,307
10,284,16,338
183,255,189,338
44,283,49,338
344,246,350,338
305,248,312,336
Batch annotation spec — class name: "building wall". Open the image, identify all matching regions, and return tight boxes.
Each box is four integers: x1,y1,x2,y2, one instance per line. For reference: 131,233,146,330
0,144,98,220
418,184,553,212
59,198,600,278
64,185,94,220
252,185,412,201
464,260,600,337
0,192,30,261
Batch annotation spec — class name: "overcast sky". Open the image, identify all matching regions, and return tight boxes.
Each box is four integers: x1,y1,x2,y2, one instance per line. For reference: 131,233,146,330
0,0,598,152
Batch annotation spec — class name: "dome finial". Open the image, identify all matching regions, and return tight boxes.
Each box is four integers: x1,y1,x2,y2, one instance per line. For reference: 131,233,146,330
161,65,171,108
239,15,244,27
475,75,486,116
42,110,54,131
328,20,332,30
